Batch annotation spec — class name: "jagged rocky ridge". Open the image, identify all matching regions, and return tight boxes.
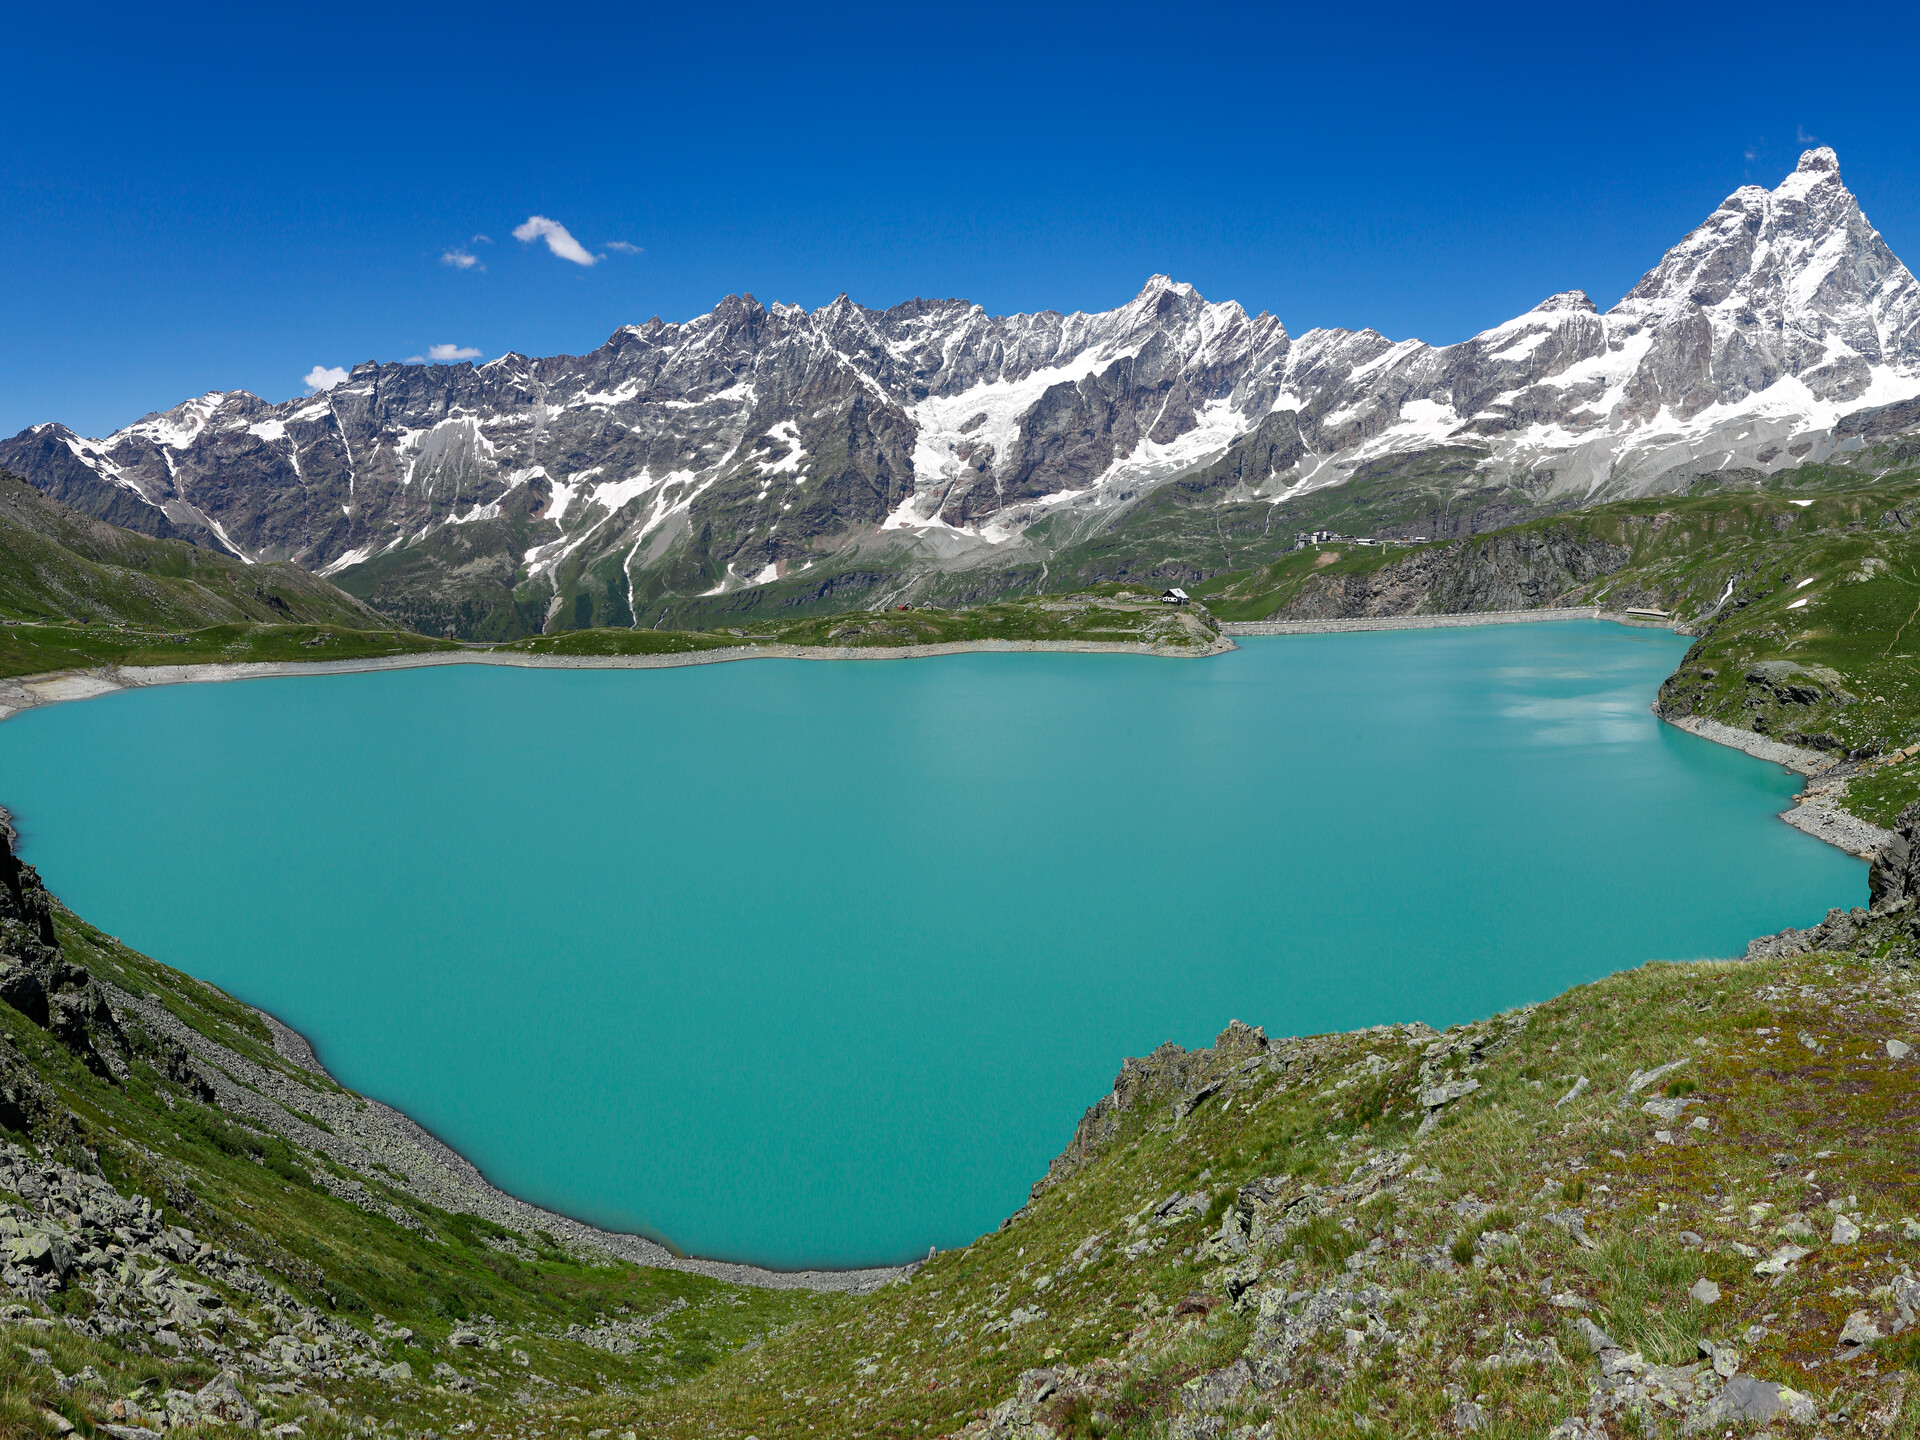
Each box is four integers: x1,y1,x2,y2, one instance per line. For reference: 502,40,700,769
7,150,1920,637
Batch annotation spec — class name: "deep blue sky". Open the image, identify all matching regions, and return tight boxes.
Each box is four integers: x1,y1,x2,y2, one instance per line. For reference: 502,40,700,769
6,0,1919,439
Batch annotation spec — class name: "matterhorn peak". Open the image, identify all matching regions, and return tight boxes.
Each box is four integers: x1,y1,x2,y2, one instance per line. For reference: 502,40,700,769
1795,146,1841,177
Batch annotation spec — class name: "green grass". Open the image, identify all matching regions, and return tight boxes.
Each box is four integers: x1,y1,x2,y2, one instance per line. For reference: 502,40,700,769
0,620,457,680
495,587,1224,657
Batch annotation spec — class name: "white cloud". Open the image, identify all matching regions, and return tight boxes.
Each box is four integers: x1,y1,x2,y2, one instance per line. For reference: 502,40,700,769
513,215,598,266
428,344,482,362
605,240,642,255
442,249,482,270
304,365,349,393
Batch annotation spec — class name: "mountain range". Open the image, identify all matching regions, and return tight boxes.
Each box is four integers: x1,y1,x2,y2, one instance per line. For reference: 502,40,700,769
9,148,1920,638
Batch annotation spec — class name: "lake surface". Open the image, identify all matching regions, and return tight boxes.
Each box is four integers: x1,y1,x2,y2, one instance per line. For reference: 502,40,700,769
0,624,1862,1268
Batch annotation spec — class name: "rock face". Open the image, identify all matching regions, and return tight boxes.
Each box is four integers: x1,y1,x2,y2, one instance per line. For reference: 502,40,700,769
1277,525,1630,619
0,818,123,1074
6,152,1919,636
1869,801,1920,910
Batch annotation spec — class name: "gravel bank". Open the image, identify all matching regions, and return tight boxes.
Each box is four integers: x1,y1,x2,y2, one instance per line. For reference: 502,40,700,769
1660,714,1894,859
0,635,1232,722
1219,606,1692,635
110,981,910,1293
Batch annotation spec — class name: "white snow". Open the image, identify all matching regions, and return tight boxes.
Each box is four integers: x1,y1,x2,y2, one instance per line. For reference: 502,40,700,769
1787,597,1810,609
905,346,1138,495
319,546,372,577
1797,576,1816,587
758,420,806,476
585,472,660,515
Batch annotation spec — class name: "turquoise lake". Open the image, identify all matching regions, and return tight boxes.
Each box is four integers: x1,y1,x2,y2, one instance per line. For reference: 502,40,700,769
0,623,1864,1268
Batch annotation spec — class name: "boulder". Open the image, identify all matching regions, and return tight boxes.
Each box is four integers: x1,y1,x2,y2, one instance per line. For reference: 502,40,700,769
1839,1310,1882,1347
1706,1374,1817,1425
193,1371,258,1428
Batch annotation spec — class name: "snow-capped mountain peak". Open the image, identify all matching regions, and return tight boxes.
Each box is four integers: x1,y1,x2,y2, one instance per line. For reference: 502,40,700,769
6,151,1920,630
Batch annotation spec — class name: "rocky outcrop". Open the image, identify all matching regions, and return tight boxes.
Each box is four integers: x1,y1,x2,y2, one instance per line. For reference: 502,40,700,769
1869,801,1920,911
1278,526,1629,620
0,818,124,1075
1028,1021,1273,1201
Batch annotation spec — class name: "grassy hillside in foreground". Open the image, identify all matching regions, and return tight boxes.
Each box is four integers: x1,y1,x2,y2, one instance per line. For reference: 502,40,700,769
4,805,1920,1437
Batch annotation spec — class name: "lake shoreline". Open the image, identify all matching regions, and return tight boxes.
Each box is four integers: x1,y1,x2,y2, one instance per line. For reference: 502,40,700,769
0,634,1234,722
1657,712,1894,859
0,613,1876,1282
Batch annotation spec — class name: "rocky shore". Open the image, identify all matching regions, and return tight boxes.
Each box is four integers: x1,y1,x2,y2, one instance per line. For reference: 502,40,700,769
1662,715,1897,859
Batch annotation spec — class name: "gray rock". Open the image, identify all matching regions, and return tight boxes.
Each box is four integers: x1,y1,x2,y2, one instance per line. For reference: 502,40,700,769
1553,1076,1590,1108
1706,1374,1817,1425
1450,1399,1485,1432
1753,1244,1809,1275
1833,1214,1862,1245
1688,1278,1720,1306
1870,803,1920,910
1839,1310,1882,1347
1889,1039,1913,1060
1642,1097,1698,1122
1575,1316,1620,1354
1181,1358,1253,1414
193,1371,257,1428
1419,1078,1480,1110
1619,1059,1688,1106
378,1360,413,1384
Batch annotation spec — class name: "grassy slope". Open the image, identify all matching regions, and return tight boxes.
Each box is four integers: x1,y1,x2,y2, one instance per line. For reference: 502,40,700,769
0,906,820,1437
0,470,390,633
0,467,459,679
0,622,457,680
590,932,1920,1438
496,588,1224,657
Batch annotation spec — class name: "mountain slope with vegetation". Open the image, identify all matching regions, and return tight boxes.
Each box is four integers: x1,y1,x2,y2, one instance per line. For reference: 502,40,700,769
0,470,455,679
